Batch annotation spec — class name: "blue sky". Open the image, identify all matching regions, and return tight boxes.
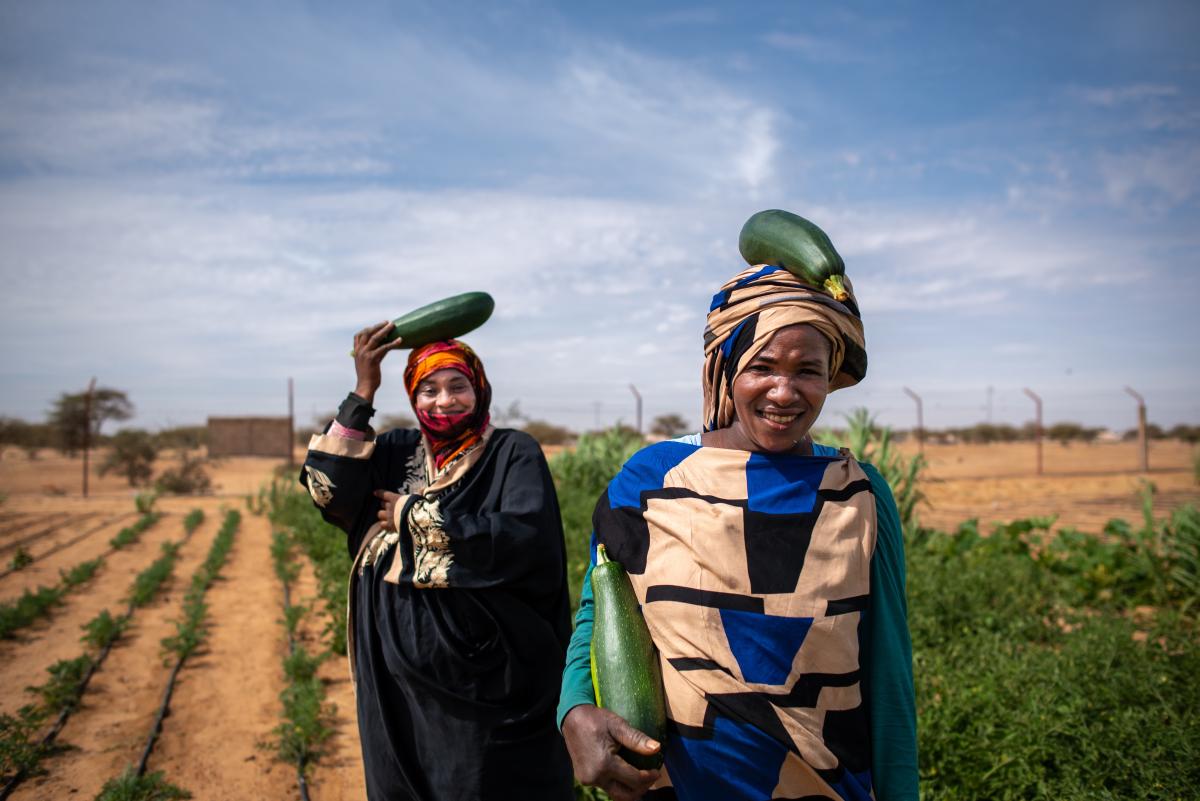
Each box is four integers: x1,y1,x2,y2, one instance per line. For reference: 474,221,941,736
1,0,1197,435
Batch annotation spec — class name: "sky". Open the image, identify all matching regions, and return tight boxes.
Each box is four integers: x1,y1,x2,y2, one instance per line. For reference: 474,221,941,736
1,0,1197,436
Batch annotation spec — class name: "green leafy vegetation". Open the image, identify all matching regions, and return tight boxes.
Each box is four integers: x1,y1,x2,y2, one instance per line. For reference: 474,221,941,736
82,610,128,650
99,429,158,487
0,705,49,783
0,585,65,639
7,546,33,571
128,542,181,608
60,557,102,588
549,427,644,611
160,510,239,662
109,511,162,550
267,416,1198,799
263,528,336,775
268,483,352,654
95,767,191,801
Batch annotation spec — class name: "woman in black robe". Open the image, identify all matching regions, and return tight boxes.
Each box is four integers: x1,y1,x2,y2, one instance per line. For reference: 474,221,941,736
299,321,575,801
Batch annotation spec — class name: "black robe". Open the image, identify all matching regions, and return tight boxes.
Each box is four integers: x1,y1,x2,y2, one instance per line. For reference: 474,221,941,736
300,426,575,801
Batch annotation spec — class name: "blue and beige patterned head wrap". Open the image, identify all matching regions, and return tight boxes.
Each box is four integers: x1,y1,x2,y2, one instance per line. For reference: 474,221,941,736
701,265,867,432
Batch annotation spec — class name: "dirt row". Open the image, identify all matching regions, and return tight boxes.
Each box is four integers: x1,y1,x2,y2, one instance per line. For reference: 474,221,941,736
0,491,366,800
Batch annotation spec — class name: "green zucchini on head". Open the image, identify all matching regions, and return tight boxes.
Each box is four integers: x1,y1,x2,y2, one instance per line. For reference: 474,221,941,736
738,210,849,302
386,291,495,349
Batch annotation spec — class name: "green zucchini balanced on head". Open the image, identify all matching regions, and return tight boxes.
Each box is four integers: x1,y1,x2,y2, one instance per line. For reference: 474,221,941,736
590,544,667,770
350,291,494,355
738,209,850,302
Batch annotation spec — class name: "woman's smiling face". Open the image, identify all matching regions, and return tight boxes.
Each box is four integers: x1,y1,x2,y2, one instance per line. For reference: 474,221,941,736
727,324,831,454
413,367,477,417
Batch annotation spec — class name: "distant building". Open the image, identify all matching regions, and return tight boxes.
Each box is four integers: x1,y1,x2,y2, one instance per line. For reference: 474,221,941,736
207,416,292,458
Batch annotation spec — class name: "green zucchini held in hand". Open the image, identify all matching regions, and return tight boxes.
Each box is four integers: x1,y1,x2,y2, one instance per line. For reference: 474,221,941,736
352,291,494,355
738,209,850,302
590,544,667,770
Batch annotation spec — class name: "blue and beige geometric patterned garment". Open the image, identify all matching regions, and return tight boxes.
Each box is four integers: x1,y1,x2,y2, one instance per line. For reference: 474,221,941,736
593,440,878,801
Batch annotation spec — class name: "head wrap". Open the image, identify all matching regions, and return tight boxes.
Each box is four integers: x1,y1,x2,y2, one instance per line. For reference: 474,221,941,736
702,265,867,432
403,339,493,470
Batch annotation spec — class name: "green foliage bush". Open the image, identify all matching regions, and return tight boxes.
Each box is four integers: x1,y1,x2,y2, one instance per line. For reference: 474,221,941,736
909,510,1200,799
549,427,644,610
99,429,158,487
95,767,191,801
269,483,352,655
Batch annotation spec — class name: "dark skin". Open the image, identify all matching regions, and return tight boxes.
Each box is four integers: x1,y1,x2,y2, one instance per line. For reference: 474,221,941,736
563,324,834,799
560,706,661,801
351,320,409,529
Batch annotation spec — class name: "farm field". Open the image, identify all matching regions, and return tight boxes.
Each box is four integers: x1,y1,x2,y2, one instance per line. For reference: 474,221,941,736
0,438,1196,798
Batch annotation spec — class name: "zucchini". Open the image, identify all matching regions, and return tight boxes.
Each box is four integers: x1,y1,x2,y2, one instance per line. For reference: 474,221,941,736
590,544,667,769
738,209,849,301
352,291,494,355
386,291,494,348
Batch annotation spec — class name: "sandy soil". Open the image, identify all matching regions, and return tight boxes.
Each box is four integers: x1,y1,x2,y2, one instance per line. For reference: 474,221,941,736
0,439,1196,797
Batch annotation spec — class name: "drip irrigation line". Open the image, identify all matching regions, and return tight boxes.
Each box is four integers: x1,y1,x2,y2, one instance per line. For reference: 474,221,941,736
281,565,312,801
129,513,238,779
0,513,40,537
0,514,78,556
0,519,203,800
0,513,134,581
135,658,186,777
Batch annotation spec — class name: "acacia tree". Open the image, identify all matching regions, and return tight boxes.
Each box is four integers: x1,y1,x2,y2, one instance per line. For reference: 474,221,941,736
49,384,133,496
49,387,134,456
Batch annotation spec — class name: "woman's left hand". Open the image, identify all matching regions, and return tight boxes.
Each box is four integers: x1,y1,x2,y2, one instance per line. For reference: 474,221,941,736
374,490,402,531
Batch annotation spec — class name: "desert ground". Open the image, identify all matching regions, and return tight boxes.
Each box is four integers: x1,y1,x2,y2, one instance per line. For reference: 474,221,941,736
0,438,1195,798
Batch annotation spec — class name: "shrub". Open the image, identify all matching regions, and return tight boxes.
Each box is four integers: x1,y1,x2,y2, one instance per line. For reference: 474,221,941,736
522,419,574,446
154,452,212,495
549,427,644,610
99,430,158,487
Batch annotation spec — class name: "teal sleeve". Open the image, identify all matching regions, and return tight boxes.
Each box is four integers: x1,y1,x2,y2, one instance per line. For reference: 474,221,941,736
557,560,597,729
862,464,920,800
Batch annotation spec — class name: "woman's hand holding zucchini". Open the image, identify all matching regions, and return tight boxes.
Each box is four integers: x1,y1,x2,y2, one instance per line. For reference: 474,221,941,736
561,704,660,801
352,320,405,404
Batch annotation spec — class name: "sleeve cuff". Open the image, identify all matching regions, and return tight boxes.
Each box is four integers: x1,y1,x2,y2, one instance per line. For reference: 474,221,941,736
336,392,376,431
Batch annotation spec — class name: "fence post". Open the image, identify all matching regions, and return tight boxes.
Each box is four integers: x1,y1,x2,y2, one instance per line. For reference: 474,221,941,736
1124,386,1149,472
82,377,96,498
1023,388,1043,476
903,387,924,456
628,385,642,435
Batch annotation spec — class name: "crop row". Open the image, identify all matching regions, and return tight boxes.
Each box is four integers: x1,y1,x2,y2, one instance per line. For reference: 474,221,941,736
95,509,240,801
265,528,335,801
0,510,162,640
0,509,204,798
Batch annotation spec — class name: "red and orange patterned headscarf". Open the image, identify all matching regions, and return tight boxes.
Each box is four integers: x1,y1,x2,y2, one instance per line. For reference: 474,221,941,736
403,339,493,470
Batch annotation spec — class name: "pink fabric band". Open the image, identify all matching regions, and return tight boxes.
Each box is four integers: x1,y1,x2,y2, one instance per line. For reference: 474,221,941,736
330,420,366,441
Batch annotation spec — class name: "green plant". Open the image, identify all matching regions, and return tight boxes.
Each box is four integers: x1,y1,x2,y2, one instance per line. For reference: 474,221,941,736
82,610,129,650
128,543,180,608
0,586,64,639
110,511,161,550
269,485,352,654
828,408,926,535
99,429,158,487
154,452,212,495
134,490,159,515
182,509,204,535
59,558,102,588
0,705,49,782
29,656,92,713
8,547,33,571
549,427,644,611
95,767,191,801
